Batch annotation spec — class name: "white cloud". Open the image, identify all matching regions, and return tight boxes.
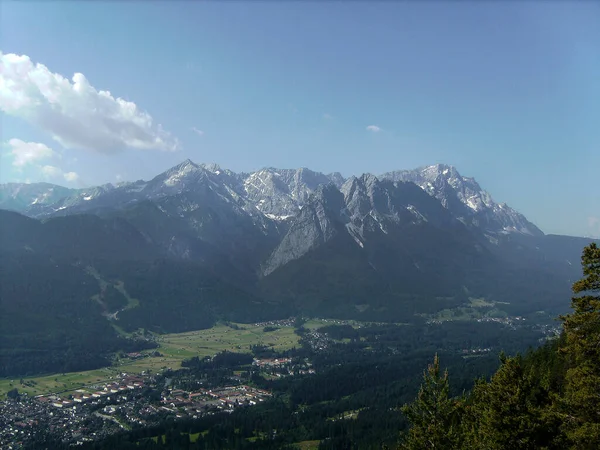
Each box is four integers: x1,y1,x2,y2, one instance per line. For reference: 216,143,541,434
41,165,62,178
366,125,382,132
5,138,80,182
0,52,179,153
6,138,55,167
41,164,79,182
323,113,333,120
63,171,79,182
191,127,204,136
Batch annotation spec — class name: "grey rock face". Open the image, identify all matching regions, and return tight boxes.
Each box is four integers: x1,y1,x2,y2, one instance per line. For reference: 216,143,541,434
262,184,345,275
242,167,344,220
263,174,463,275
381,164,543,237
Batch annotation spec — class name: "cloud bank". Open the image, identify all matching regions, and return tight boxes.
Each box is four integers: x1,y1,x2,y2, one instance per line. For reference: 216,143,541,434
7,138,55,167
5,138,78,182
0,52,179,153
41,165,79,182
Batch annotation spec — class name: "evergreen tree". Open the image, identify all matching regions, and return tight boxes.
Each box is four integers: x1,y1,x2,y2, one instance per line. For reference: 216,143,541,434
400,354,461,449
559,243,600,448
463,353,563,449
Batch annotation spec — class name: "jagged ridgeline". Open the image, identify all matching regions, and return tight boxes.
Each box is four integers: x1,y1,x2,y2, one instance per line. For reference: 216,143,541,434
401,243,600,449
0,161,597,377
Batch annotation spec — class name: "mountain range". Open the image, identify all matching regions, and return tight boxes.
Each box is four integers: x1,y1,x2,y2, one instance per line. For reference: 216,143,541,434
0,160,596,376
2,160,540,236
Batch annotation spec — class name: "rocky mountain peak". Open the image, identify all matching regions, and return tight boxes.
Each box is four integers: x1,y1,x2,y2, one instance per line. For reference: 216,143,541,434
380,164,543,237
200,162,222,174
327,172,346,187
159,159,206,187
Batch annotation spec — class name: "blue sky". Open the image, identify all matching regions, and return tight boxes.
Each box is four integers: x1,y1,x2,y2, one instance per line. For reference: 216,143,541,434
0,2,598,237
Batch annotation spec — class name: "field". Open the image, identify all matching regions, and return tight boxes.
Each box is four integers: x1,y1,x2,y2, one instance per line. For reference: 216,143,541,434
156,322,300,360
428,297,510,322
0,321,304,398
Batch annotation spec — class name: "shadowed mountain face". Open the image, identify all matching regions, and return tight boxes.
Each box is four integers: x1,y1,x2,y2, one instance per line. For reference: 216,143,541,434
262,175,471,276
0,160,597,376
258,175,580,321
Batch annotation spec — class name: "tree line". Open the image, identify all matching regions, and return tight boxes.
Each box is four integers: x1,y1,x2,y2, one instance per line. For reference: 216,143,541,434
401,243,600,449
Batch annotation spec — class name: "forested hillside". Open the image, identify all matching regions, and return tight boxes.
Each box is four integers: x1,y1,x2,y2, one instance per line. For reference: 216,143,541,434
401,243,600,449
0,210,279,377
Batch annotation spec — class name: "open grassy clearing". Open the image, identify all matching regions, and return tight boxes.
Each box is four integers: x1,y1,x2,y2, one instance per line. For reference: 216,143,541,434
0,367,126,398
304,318,362,330
156,322,300,360
113,280,140,310
327,409,363,421
468,297,496,308
428,297,513,322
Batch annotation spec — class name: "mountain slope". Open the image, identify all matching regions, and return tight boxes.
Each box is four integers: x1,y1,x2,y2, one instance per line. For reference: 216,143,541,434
260,173,596,321
260,175,500,319
264,174,481,275
0,210,285,377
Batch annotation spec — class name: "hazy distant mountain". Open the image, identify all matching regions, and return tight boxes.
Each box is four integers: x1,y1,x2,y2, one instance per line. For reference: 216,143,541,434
0,182,79,212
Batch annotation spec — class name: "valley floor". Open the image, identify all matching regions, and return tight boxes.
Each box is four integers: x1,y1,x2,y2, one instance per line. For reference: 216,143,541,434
1,316,551,449
0,319,357,399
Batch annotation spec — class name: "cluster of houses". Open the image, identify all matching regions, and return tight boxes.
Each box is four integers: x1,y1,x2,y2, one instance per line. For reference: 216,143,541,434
160,385,272,416
252,318,296,328
461,347,492,355
252,357,292,368
252,357,316,377
37,375,145,408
